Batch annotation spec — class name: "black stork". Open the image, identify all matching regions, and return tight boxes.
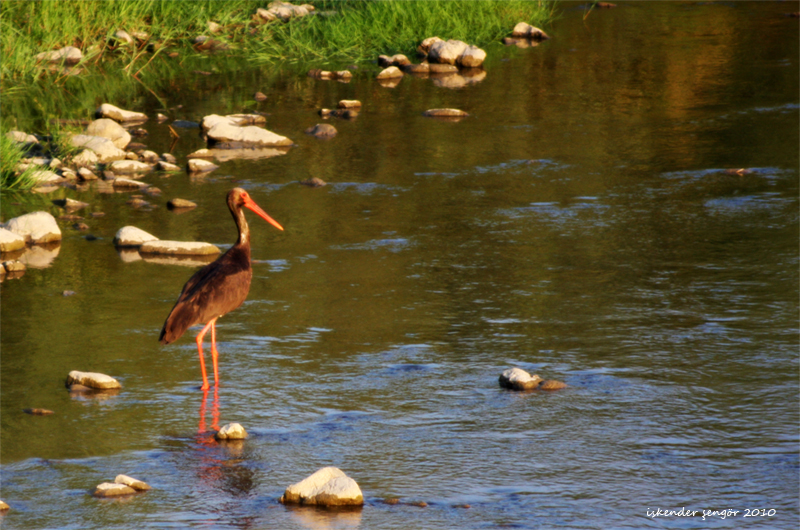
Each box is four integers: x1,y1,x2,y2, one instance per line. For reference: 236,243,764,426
159,187,283,390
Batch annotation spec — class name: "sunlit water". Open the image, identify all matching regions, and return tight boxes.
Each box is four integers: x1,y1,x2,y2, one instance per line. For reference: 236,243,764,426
1,2,798,529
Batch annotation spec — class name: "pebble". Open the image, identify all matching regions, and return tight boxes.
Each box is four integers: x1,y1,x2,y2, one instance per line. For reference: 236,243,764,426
52,198,90,211
423,108,469,118
93,482,136,498
254,91,268,101
63,290,76,296
187,159,219,173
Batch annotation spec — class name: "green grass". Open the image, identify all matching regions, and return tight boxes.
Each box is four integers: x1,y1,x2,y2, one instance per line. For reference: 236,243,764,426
1,133,42,191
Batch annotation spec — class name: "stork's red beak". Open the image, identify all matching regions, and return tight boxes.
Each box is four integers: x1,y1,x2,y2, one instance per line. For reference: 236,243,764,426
243,196,284,231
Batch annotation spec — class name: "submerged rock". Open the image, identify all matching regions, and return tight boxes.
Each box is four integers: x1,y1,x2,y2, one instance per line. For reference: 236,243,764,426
23,408,54,415
280,467,364,507
305,123,337,138
113,226,159,247
52,198,90,211
300,177,326,187
539,379,567,390
66,370,121,390
0,500,10,511
4,211,61,244
139,240,221,256
338,99,362,109
96,103,148,123
423,108,469,118
498,367,543,390
215,422,248,440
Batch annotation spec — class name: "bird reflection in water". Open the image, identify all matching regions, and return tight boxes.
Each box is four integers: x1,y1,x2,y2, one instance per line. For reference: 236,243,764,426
197,385,220,436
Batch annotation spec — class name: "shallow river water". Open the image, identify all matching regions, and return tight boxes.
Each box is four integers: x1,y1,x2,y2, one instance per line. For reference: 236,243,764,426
1,2,798,529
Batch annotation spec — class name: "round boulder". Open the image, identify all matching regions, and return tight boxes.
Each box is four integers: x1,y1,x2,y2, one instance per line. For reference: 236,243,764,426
5,211,61,244
280,467,364,507
215,422,248,440
499,367,543,390
85,119,131,149
305,123,337,138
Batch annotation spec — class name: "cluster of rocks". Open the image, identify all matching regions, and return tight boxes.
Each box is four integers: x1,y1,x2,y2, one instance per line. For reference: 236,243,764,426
319,99,361,120
373,37,487,88
114,225,220,264
0,211,62,281
499,367,567,391
255,1,316,23
307,68,353,82
93,475,151,498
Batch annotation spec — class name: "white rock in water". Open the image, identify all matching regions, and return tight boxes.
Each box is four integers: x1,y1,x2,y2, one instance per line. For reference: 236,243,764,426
35,46,82,64
113,226,159,247
376,66,403,79
157,161,182,172
0,228,26,252
108,160,153,174
85,119,131,149
70,134,126,163
215,422,248,440
0,499,9,511
280,467,364,507
458,45,486,68
5,211,62,244
499,367,543,390
72,149,100,168
200,114,267,131
205,123,293,148
96,103,148,123
187,159,219,173
511,22,549,40
428,39,469,65
66,370,121,389
115,474,151,491
139,240,221,256
111,177,149,189
93,482,136,497
423,108,469,118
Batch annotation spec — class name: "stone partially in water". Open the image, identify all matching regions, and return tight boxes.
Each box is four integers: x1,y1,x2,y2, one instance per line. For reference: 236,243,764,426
111,177,149,189
5,211,62,244
428,39,469,65
280,467,364,507
187,159,219,173
96,103,148,123
300,177,326,187
108,160,153,175
139,240,221,256
424,108,469,118
338,99,362,109
52,198,90,211
305,123,337,138
499,367,543,390
215,422,248,440
157,161,181,172
167,198,197,210
113,226,159,247
417,36,444,56
539,379,567,391
3,260,26,274
70,135,126,164
511,22,550,40
457,45,486,68
85,119,131,149
0,228,26,253
0,500,9,511
377,66,403,79
93,482,136,498
66,370,121,390
115,474,151,491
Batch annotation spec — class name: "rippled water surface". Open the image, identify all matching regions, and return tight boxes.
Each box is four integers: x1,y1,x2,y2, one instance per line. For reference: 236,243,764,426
1,2,798,529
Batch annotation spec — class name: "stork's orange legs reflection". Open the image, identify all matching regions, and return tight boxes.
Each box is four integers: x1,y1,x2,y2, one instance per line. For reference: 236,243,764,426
198,385,220,435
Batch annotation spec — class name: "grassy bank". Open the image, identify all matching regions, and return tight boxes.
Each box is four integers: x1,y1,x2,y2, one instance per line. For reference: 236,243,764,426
1,0,554,190
1,0,554,86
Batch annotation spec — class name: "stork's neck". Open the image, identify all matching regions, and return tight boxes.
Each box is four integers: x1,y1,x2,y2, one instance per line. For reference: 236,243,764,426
233,205,250,248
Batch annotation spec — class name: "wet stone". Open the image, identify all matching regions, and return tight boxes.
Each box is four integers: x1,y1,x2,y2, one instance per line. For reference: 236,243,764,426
300,177,326,187
254,91,268,101
115,474,151,491
499,367,543,390
187,159,219,173
424,108,469,118
0,228,26,253
23,408,54,415
5,211,62,244
280,467,364,507
539,379,567,391
66,370,121,390
52,198,89,211
93,482,136,498
77,167,99,181
215,422,248,440
113,226,158,247
167,198,197,210
377,66,403,79
305,123,337,138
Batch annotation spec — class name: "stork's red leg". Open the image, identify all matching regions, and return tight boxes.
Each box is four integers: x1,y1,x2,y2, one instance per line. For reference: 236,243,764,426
210,319,220,386
195,318,218,390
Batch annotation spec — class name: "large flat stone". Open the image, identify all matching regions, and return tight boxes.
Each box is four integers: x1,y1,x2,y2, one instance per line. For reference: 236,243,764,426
4,211,62,244
113,226,159,247
66,370,121,390
139,240,220,256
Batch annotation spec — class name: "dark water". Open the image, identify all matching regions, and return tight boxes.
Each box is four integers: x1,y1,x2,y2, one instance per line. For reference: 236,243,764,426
1,2,798,528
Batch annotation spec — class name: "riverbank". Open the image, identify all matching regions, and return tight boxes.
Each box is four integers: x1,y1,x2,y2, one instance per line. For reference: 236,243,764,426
1,0,554,189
